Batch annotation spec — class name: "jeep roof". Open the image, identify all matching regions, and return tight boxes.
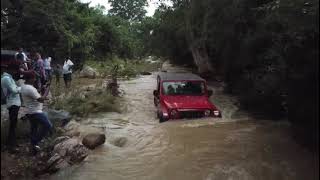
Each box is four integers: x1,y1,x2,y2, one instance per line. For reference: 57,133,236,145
157,72,205,81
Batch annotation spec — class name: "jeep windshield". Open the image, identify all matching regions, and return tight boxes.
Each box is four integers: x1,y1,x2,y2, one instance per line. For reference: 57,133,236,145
162,81,205,96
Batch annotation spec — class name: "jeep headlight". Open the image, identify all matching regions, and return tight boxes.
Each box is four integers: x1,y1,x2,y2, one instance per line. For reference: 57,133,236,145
213,110,220,116
204,110,211,116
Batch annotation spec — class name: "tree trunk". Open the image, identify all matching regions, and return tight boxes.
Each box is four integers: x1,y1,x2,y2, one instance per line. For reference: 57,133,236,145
185,0,213,74
190,44,213,74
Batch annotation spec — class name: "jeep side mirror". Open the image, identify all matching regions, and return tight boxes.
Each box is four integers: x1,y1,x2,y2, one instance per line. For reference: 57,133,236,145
153,90,159,96
207,89,213,97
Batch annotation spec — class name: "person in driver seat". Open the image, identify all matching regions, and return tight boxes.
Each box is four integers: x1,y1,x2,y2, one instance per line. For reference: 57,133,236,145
167,85,175,95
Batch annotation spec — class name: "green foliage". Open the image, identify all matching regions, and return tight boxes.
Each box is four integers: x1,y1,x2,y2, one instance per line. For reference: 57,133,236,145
149,7,192,65
152,0,318,114
85,57,162,78
109,0,148,22
1,0,153,67
151,0,318,148
51,88,120,117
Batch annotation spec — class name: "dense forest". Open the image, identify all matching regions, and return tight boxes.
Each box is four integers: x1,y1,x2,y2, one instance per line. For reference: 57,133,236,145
1,0,318,150
1,0,152,66
149,0,319,150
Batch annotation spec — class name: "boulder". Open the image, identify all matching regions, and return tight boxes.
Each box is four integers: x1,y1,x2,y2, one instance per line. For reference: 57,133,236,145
46,153,70,173
82,133,106,149
53,138,88,164
63,121,81,137
65,130,81,137
79,66,99,79
111,137,127,147
52,136,70,146
55,127,66,134
64,121,81,131
47,109,71,127
63,120,105,139
140,71,152,75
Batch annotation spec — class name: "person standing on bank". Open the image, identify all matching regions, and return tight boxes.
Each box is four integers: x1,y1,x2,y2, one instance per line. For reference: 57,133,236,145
33,53,46,91
53,64,62,86
1,64,21,152
15,47,30,70
20,71,52,154
63,57,74,88
44,56,52,83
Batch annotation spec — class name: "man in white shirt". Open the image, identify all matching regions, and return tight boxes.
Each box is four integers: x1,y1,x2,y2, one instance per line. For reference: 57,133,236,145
62,58,74,88
44,57,52,83
15,47,29,70
1,64,21,151
20,71,52,154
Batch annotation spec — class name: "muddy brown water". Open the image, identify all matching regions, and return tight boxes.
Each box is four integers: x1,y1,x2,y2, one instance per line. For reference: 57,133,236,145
49,64,318,180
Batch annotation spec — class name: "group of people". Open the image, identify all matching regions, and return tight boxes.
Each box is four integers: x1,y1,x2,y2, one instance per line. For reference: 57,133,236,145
15,48,75,90
1,47,75,154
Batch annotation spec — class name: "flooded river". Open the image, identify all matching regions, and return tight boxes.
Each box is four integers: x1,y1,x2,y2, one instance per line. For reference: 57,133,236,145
50,64,318,180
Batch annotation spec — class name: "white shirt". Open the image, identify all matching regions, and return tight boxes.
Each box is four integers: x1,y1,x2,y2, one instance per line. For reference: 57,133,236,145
15,52,29,70
15,52,28,62
63,59,74,74
21,84,43,114
44,57,52,70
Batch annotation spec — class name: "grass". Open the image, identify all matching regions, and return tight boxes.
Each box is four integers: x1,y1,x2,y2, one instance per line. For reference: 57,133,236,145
50,85,120,117
49,75,120,117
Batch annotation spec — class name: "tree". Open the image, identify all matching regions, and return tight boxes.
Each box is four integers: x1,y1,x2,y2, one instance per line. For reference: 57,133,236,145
151,0,319,149
109,0,148,22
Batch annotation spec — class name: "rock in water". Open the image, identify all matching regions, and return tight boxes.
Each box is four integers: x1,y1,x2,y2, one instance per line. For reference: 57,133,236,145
53,138,88,163
140,71,152,75
82,133,106,149
47,109,71,127
111,137,127,147
79,65,99,79
63,120,105,138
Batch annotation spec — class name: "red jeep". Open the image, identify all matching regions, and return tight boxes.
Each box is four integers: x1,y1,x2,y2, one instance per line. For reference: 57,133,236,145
153,72,222,123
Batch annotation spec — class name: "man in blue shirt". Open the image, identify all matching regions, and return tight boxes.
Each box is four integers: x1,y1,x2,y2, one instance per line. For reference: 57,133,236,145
1,64,21,151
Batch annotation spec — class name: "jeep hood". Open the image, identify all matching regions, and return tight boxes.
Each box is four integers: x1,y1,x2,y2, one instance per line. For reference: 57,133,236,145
162,95,215,110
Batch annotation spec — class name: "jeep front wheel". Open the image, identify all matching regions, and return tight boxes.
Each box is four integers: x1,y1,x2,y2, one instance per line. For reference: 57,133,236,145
158,113,167,123
159,116,166,123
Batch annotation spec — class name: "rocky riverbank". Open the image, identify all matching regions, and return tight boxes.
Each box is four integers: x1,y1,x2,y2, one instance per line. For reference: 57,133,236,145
1,81,109,180
1,106,107,179
1,60,160,180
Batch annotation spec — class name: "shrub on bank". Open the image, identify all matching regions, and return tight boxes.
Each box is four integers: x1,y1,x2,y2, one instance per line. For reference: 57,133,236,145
85,57,162,78
50,88,120,117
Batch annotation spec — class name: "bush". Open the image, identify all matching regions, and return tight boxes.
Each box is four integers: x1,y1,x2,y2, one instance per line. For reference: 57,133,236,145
85,57,162,78
50,88,120,117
